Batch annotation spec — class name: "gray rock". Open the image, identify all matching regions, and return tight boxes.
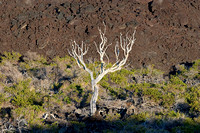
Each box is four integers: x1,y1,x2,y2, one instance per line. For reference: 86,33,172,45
75,108,82,114
126,20,138,27
66,16,74,23
31,68,47,80
61,2,70,9
57,12,64,20
82,5,95,13
126,105,135,115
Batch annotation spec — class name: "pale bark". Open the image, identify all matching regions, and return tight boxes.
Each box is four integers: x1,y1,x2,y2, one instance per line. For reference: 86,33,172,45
68,24,136,116
90,84,99,115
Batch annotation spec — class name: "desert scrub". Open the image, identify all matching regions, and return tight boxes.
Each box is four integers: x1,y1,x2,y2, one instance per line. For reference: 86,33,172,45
14,105,44,124
99,75,109,88
105,112,121,121
160,76,187,95
175,59,200,80
100,75,128,99
0,73,6,82
134,65,164,77
193,59,200,69
4,79,45,124
71,69,90,86
31,121,61,133
167,110,182,119
63,96,71,104
53,55,76,67
142,87,162,100
161,92,175,107
126,83,176,107
52,82,89,106
65,83,89,105
0,93,7,105
109,68,134,87
142,87,175,107
185,59,200,79
107,87,127,99
19,52,48,70
128,112,150,123
0,51,21,65
184,86,200,112
127,82,155,92
51,93,64,106
42,94,64,111
52,55,76,71
170,76,187,90
4,80,43,107
67,84,85,95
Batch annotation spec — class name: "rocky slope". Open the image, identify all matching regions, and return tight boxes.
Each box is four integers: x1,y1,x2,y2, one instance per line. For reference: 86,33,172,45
0,0,200,72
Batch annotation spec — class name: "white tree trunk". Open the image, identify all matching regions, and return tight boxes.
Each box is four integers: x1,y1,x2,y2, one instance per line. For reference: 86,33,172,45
68,25,136,116
90,84,99,115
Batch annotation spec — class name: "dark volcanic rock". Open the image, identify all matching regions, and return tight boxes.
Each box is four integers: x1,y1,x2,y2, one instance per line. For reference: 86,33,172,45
0,0,200,72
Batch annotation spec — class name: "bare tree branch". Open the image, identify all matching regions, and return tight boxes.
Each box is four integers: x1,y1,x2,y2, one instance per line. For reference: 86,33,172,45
68,24,137,115
68,40,94,82
94,24,112,74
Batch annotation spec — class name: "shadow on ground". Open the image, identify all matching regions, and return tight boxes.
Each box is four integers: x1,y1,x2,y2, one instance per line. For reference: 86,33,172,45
29,116,200,133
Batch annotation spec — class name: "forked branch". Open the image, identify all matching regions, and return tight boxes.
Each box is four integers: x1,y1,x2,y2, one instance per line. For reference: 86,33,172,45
68,24,136,116
108,29,137,73
68,40,94,81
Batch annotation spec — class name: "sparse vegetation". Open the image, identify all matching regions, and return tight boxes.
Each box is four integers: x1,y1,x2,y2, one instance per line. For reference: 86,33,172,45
0,52,199,132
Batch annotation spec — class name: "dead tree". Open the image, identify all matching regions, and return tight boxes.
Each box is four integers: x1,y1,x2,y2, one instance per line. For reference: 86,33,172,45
68,25,136,116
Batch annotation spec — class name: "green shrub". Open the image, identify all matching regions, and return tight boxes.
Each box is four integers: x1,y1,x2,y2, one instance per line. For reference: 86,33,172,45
64,83,89,104
0,93,7,105
19,53,48,71
5,80,43,107
185,87,200,112
1,51,21,64
192,59,200,71
142,88,162,102
105,113,121,121
167,110,181,119
129,112,150,123
4,79,45,124
110,72,127,86
134,65,164,77
100,75,109,88
161,92,175,107
109,69,134,87
170,76,186,86
63,96,71,104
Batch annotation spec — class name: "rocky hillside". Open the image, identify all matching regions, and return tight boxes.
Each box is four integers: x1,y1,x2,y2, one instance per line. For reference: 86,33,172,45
0,0,200,132
0,52,199,132
0,0,200,72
